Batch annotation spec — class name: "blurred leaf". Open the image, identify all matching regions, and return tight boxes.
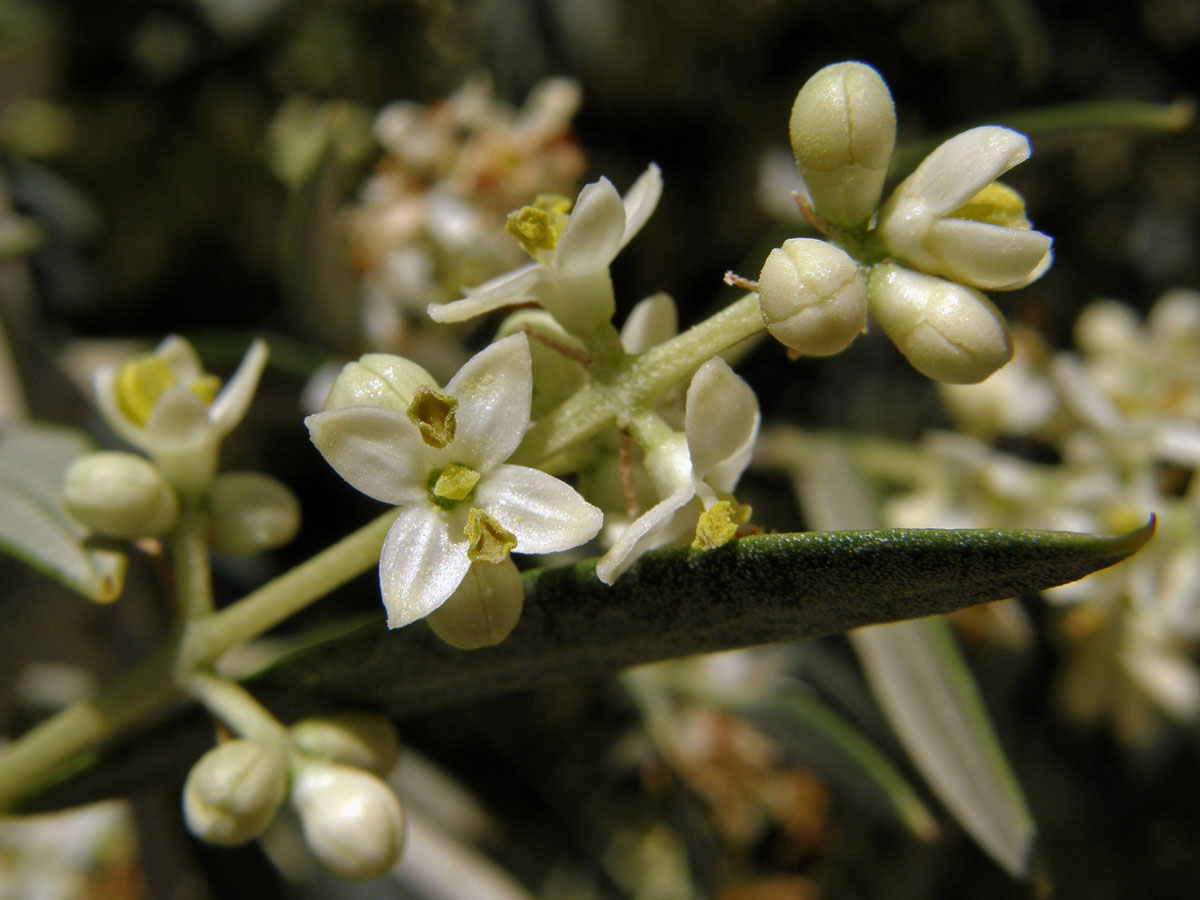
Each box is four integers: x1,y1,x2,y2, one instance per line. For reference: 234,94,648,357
17,519,1152,812
0,422,126,602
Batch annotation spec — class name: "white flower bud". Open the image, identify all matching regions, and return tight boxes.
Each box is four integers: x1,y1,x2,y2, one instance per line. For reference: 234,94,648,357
291,762,405,879
183,739,288,846
868,263,1012,383
426,557,524,650
207,472,301,555
290,713,401,777
789,62,896,228
322,354,437,413
62,451,179,538
758,238,867,356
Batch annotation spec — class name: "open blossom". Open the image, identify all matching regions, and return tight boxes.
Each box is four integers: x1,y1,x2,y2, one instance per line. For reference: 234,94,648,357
595,357,760,584
94,336,268,494
306,334,602,629
428,164,662,334
877,126,1052,291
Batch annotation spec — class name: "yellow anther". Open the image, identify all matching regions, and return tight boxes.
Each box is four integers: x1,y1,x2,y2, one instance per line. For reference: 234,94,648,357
691,499,750,551
189,374,222,406
406,386,457,449
433,463,481,502
505,194,571,261
115,355,176,426
465,508,518,563
949,182,1031,229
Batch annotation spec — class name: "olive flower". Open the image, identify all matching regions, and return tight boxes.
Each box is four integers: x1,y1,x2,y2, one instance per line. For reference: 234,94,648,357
595,357,759,584
94,336,268,494
428,165,662,334
306,334,603,629
877,126,1052,291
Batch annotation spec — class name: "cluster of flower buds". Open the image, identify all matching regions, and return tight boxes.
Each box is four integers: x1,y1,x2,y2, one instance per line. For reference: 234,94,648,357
60,336,300,554
758,62,1052,383
183,713,406,879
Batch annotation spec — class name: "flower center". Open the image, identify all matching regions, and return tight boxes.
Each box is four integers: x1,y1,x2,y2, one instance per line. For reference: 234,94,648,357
407,386,457,449
427,463,481,509
115,355,220,427
949,182,1031,229
505,194,572,264
465,508,517,563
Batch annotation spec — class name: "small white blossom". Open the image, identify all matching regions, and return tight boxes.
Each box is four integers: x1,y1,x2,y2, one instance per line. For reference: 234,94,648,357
306,334,602,629
94,336,268,495
877,126,1052,291
595,357,759,584
428,165,662,334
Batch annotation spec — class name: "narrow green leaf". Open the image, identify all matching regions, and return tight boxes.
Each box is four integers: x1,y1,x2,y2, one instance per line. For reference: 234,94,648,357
0,423,126,602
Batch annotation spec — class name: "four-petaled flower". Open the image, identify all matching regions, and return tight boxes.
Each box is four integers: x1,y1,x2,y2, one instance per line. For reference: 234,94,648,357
595,357,760,584
306,334,603,629
428,165,662,335
95,336,268,494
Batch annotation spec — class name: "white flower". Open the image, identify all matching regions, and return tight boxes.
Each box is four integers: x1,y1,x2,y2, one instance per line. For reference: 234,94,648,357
94,336,268,495
306,334,603,629
877,126,1052,291
595,357,759,584
428,165,662,333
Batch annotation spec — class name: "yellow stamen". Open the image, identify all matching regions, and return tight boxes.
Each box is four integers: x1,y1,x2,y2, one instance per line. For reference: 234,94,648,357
189,374,222,406
505,194,572,261
691,499,751,551
465,508,517,563
949,182,1031,229
407,386,457,449
115,355,176,427
433,463,481,502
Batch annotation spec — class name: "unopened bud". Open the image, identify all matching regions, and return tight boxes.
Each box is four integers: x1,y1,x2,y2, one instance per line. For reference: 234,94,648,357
291,762,405,879
322,354,437,413
868,263,1012,384
183,739,288,846
62,451,179,539
290,713,401,777
789,62,896,228
426,557,524,650
207,472,301,555
758,238,867,356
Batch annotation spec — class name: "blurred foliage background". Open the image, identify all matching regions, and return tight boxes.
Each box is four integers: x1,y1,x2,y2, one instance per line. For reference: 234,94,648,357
2,1,1199,898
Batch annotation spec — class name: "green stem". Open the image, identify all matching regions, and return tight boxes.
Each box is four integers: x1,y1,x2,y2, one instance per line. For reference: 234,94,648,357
513,292,764,465
172,500,213,621
185,670,287,744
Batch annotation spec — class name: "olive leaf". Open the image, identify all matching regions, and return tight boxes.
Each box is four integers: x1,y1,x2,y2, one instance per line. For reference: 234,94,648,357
0,422,126,603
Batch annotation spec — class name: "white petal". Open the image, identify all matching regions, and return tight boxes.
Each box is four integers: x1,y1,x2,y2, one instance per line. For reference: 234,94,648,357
619,163,663,248
898,126,1031,219
145,386,214,449
92,364,148,451
684,358,760,480
594,486,695,584
429,264,543,324
444,334,532,471
475,464,603,553
379,505,470,629
210,338,269,435
926,220,1053,290
992,248,1053,291
305,407,430,505
552,177,627,278
620,292,678,353
157,335,205,381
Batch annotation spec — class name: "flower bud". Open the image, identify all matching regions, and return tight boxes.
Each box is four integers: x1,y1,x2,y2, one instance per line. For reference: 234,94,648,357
789,61,896,228
426,557,524,650
290,713,401,777
758,238,867,356
322,353,437,413
207,472,301,555
291,762,405,879
183,739,288,846
868,263,1012,384
62,451,179,539
495,309,587,418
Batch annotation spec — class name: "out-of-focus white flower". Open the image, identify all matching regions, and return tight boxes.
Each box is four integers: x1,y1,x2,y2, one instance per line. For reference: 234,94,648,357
788,61,896,229
62,451,179,539
206,472,301,556
877,127,1052,291
93,336,267,495
429,165,662,335
291,762,406,880
306,334,602,629
595,357,759,584
867,263,1013,383
290,713,401,777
